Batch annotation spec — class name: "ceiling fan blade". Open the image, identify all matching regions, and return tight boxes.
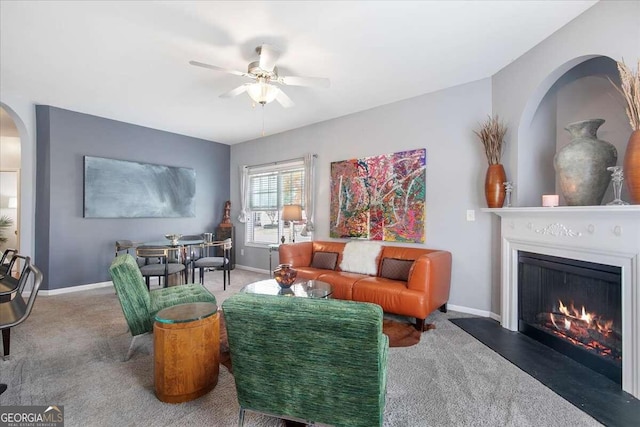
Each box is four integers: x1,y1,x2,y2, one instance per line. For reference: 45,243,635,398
189,60,250,78
258,44,280,72
219,84,249,98
279,75,330,88
275,88,295,108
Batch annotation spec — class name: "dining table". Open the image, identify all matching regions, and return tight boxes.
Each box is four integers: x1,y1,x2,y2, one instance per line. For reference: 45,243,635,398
140,237,229,284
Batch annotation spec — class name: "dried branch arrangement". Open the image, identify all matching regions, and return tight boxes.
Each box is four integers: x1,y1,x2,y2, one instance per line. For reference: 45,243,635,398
474,115,507,165
612,59,640,131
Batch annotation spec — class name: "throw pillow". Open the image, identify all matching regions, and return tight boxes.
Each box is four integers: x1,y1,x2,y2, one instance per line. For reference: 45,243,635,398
339,241,383,275
310,251,338,270
380,258,413,281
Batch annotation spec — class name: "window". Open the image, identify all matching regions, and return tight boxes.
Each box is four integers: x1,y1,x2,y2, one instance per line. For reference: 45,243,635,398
245,159,312,246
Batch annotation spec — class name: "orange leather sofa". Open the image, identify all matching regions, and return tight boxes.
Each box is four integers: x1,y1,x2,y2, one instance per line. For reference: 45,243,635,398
279,241,452,330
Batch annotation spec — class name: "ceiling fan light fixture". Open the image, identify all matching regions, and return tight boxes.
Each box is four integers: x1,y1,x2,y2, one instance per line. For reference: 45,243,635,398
247,81,278,105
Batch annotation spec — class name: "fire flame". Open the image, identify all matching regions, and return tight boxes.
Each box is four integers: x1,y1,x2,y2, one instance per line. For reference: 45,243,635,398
552,299,613,334
545,299,620,362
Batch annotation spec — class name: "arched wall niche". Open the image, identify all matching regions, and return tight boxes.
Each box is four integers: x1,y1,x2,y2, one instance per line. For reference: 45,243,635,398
515,55,629,207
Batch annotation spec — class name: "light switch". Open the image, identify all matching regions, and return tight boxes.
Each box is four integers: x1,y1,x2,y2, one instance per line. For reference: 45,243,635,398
466,210,475,221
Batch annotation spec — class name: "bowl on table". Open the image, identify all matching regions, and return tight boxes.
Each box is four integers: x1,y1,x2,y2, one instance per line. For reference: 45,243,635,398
164,234,182,246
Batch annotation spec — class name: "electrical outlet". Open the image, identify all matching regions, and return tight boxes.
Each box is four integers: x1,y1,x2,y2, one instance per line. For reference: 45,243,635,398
466,210,475,221
240,249,244,256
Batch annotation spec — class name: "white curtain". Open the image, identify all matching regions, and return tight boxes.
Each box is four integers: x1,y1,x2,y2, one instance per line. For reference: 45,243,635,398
237,165,248,223
300,153,316,236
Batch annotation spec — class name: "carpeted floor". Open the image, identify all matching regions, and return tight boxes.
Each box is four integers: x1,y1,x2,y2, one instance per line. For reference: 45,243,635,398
0,268,601,426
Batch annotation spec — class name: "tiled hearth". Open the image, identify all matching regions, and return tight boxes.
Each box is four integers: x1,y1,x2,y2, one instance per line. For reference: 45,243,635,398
486,206,640,399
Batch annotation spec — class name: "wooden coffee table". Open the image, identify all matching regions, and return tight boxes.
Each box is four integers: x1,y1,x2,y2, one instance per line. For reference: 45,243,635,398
242,279,333,298
153,302,220,403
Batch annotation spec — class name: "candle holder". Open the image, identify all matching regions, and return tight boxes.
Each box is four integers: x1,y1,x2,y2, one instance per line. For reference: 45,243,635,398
503,182,513,207
542,195,559,207
606,166,629,206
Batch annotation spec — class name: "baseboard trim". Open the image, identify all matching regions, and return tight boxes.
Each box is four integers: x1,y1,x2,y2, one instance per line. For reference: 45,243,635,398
32,274,502,326
235,264,270,275
38,281,114,296
447,303,501,322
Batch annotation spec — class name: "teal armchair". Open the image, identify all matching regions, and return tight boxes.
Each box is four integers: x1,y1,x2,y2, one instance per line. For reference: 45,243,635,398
109,254,217,360
222,293,388,427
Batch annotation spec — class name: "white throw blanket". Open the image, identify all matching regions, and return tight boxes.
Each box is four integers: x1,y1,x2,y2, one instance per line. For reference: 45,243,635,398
340,241,383,275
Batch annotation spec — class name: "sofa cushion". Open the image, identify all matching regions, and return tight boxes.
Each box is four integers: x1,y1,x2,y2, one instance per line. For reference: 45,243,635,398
310,251,339,270
380,258,413,281
316,271,369,300
340,241,383,275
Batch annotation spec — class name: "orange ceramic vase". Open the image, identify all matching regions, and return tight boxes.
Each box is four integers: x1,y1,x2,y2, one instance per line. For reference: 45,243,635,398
624,130,640,204
485,164,507,208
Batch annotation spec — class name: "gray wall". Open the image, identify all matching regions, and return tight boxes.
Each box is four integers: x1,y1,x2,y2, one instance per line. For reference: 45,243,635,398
492,0,639,314
230,0,640,317
495,0,639,207
35,106,230,290
231,79,496,314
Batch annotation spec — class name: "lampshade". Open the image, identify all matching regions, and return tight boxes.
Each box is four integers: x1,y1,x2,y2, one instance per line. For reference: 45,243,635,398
247,79,278,105
8,197,17,209
281,204,302,221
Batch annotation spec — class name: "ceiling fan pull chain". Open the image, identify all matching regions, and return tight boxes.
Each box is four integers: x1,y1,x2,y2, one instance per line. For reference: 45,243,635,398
262,104,266,137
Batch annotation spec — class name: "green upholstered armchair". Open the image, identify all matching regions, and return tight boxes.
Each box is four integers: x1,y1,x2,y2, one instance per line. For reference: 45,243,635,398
222,293,388,427
109,254,217,360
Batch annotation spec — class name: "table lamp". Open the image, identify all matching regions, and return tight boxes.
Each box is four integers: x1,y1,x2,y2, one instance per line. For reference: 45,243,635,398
281,204,302,243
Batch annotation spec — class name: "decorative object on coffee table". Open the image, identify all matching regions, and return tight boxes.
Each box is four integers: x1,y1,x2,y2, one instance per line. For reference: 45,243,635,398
606,166,629,205
611,60,640,204
554,119,617,206
474,115,508,208
273,264,297,288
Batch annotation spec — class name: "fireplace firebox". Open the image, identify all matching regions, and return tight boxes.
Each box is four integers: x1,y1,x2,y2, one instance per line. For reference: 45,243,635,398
518,251,622,384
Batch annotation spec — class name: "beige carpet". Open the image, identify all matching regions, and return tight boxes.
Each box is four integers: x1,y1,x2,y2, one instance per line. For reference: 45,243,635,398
0,268,601,426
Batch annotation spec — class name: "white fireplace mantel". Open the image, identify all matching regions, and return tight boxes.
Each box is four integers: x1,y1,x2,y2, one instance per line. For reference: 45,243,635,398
484,205,640,399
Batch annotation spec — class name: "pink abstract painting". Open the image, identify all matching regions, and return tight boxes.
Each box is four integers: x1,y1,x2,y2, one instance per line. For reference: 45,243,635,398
330,149,426,242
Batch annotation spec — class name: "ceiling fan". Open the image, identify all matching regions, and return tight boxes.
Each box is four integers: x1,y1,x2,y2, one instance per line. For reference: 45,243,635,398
190,44,330,108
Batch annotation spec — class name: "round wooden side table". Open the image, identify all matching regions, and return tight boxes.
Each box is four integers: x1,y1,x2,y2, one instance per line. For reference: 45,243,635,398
153,302,220,403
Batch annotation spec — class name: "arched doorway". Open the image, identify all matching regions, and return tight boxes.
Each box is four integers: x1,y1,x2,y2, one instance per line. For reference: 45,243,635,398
0,106,21,254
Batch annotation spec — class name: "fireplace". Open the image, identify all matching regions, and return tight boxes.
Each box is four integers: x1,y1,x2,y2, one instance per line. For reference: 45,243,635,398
486,205,640,399
518,251,622,383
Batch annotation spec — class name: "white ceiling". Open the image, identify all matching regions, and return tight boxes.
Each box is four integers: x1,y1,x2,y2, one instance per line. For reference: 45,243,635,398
0,1,597,145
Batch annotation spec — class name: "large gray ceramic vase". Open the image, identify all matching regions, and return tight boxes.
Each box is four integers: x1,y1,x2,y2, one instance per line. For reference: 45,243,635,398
554,119,617,206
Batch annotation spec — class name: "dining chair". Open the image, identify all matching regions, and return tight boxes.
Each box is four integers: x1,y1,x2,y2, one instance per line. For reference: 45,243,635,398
192,238,232,290
0,258,44,360
136,246,186,290
109,254,217,360
0,248,18,278
0,254,30,303
179,234,204,281
115,240,154,268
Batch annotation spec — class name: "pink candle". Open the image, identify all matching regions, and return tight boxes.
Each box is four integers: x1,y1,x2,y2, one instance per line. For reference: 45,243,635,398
542,194,559,207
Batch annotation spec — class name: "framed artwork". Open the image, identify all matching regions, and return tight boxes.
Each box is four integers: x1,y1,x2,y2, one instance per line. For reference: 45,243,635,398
330,148,426,242
84,156,196,218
